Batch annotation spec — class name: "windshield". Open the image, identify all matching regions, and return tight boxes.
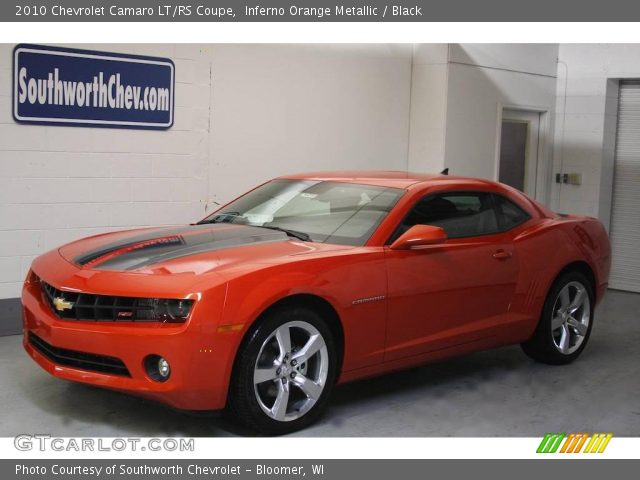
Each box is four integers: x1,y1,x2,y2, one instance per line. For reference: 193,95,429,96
200,180,404,246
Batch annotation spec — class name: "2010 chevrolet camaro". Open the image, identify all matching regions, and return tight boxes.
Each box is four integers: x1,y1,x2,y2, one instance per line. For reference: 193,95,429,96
22,171,611,434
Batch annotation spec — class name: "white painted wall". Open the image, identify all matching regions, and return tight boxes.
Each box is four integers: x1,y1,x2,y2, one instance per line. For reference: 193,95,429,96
407,44,449,173
443,44,558,203
552,44,640,229
207,44,412,205
408,44,559,204
449,44,559,77
0,44,412,299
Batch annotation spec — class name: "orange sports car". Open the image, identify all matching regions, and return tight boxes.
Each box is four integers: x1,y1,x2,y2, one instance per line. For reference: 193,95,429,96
22,171,611,434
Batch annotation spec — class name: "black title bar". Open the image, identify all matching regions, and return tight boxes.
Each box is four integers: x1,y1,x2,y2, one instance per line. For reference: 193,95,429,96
5,0,640,22
5,459,640,480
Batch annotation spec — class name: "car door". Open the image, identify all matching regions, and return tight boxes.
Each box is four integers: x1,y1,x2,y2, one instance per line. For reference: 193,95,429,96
383,191,520,361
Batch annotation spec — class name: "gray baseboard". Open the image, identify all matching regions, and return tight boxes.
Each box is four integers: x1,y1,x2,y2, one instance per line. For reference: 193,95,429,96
0,298,22,336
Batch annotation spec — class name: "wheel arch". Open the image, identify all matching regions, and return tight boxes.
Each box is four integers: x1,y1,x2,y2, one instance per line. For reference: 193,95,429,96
552,260,597,302
230,293,346,388
262,294,344,365
522,259,597,364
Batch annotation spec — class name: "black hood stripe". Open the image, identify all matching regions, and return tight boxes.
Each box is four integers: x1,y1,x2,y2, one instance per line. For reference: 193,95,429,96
75,225,209,266
74,224,289,271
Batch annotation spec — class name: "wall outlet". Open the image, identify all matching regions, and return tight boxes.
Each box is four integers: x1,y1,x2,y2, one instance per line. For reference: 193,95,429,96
567,173,582,185
555,173,581,185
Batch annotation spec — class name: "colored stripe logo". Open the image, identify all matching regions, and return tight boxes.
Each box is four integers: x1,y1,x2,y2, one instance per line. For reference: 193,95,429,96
537,432,613,453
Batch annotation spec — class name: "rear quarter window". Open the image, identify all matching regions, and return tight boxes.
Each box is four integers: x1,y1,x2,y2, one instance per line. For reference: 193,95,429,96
493,194,531,231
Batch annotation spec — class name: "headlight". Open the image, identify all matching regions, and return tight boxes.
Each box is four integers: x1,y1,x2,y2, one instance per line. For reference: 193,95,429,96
25,270,40,285
137,299,194,323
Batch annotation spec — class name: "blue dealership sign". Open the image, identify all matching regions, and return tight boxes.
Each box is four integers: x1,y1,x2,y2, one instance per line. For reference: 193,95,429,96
13,44,174,129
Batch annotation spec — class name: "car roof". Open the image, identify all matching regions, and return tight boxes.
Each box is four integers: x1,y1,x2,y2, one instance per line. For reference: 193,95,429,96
279,170,500,190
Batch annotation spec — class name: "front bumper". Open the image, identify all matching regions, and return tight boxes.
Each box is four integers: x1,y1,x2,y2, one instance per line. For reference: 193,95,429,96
21,263,235,411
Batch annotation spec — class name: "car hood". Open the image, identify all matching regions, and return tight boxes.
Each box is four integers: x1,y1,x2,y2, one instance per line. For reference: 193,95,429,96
57,223,350,275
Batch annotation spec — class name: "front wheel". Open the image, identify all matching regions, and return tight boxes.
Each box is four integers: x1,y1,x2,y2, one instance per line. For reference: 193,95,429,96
521,271,594,365
228,307,338,435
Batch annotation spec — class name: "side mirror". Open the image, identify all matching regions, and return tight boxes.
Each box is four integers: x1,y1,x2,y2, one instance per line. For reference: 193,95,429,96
390,225,447,250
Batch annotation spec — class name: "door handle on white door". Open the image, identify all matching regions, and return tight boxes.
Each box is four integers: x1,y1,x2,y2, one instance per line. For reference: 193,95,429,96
492,249,513,260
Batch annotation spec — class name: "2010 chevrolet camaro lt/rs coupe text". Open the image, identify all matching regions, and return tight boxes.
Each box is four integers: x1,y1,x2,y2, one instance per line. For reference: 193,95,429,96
22,171,611,434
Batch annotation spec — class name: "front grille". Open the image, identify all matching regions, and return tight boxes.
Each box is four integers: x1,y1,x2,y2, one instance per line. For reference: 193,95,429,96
41,281,165,322
28,332,130,377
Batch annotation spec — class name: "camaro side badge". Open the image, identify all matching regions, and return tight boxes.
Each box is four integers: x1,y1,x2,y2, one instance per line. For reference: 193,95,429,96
52,297,74,312
352,295,385,305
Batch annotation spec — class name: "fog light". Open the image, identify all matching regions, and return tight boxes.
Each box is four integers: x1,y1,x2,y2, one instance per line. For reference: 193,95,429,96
158,357,170,378
144,354,171,382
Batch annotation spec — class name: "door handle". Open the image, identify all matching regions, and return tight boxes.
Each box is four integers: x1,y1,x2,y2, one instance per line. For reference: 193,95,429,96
492,249,513,260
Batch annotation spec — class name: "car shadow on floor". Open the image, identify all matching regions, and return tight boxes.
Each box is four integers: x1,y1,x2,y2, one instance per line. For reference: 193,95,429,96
16,332,621,437
16,345,535,437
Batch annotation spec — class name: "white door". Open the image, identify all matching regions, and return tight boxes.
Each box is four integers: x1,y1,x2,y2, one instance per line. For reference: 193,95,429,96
498,109,541,199
610,82,640,292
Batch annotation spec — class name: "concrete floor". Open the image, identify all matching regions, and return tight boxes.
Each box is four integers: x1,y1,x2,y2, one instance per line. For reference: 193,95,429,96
1,289,639,437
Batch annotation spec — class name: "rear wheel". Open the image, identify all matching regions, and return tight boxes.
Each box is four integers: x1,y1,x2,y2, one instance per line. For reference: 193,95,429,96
228,306,338,435
521,271,594,365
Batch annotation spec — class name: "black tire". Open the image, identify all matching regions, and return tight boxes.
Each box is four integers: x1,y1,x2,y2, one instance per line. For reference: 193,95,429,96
521,270,594,365
228,306,338,435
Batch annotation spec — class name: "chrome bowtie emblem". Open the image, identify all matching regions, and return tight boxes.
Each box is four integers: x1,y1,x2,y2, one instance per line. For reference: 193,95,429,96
52,297,74,312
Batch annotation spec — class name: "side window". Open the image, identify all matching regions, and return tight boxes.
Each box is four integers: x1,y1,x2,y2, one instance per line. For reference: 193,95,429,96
493,194,531,230
399,192,499,239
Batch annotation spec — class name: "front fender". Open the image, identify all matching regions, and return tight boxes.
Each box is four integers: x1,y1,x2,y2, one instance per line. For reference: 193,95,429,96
216,250,388,384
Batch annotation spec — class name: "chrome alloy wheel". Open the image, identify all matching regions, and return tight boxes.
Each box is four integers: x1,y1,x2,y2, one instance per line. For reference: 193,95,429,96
253,320,329,422
551,281,591,355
